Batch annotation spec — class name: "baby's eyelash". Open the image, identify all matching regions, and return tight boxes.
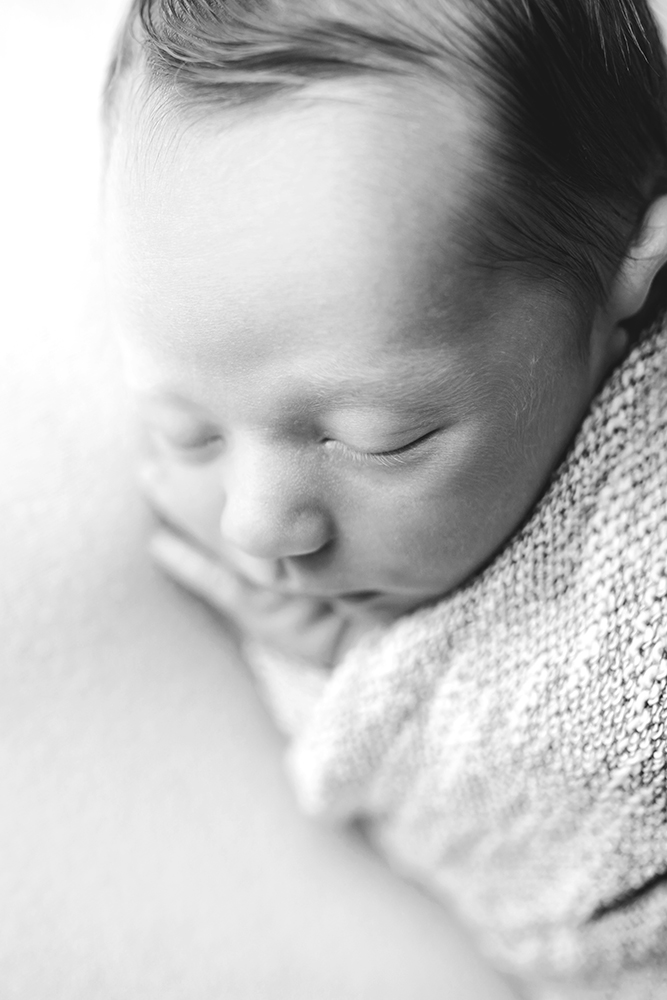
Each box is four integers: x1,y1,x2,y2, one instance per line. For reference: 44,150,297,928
181,433,222,450
325,429,438,467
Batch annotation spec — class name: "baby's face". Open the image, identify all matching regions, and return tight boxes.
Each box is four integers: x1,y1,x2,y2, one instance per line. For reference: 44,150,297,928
106,82,602,617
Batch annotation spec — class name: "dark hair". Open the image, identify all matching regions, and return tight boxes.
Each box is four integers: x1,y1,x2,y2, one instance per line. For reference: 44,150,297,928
104,0,667,318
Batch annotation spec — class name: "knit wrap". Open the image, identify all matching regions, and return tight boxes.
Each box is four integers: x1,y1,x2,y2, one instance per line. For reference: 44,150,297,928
246,317,667,999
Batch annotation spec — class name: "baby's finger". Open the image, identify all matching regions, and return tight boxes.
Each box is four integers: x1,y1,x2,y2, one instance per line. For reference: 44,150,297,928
138,466,183,530
243,596,345,665
138,464,191,527
149,529,241,609
149,529,286,619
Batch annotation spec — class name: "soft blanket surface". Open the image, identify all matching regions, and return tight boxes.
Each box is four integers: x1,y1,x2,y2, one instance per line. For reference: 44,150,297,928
251,316,667,998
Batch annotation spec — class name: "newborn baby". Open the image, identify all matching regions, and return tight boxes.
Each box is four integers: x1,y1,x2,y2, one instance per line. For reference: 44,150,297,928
103,1,667,996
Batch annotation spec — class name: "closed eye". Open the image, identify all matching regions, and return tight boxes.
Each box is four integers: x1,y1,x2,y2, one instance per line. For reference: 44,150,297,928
150,426,223,460
324,428,440,467
374,428,440,456
176,432,222,450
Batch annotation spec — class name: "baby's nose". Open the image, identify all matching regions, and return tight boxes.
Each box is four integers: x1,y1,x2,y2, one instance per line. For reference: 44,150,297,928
219,447,332,561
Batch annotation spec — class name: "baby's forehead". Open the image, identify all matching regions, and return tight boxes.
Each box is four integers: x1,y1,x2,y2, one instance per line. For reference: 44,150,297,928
107,72,580,415
108,70,480,220
107,76,486,335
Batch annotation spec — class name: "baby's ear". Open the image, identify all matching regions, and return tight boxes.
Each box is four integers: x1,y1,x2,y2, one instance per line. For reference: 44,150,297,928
607,195,667,323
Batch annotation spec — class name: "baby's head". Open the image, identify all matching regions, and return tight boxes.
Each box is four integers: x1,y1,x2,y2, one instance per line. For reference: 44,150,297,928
104,0,667,615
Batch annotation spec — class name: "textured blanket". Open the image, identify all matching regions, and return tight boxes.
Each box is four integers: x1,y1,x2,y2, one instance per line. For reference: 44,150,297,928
246,315,667,999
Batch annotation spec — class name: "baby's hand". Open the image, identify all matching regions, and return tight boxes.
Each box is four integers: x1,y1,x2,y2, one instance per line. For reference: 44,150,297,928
148,528,365,667
138,455,382,666
137,453,225,557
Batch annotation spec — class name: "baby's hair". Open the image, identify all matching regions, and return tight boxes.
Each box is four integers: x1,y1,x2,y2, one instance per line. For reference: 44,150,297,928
105,0,667,320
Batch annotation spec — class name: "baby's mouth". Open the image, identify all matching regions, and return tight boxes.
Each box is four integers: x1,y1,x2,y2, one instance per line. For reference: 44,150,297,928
226,552,388,606
332,590,383,605
268,582,385,605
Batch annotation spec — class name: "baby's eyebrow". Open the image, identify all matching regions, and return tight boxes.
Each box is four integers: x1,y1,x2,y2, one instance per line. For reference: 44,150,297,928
140,390,214,418
312,369,456,415
139,363,461,421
